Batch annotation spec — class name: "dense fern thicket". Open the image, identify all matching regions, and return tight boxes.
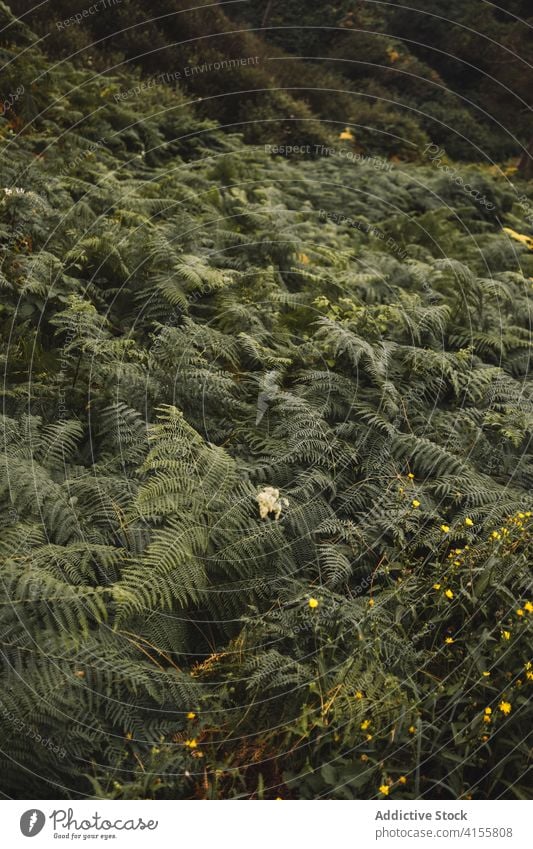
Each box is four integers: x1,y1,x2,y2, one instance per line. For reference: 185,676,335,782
0,4,532,800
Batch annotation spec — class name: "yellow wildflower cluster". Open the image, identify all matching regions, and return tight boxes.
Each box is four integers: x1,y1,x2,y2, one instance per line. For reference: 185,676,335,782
256,486,289,521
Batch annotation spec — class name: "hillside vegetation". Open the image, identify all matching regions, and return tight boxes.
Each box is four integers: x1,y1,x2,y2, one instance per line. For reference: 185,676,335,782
7,0,533,160
0,2,532,799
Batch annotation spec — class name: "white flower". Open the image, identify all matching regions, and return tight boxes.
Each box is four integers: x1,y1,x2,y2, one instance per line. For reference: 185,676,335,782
256,486,289,520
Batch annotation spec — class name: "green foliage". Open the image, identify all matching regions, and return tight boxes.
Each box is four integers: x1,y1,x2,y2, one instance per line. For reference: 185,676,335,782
7,0,531,160
0,9,532,800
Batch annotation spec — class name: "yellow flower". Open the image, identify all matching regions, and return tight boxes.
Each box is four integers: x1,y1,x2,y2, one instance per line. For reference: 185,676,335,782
368,598,375,607
408,725,416,734
308,597,319,609
412,499,420,508
453,560,461,567
482,671,491,677
444,589,454,599
398,776,407,785
498,701,512,715
524,601,533,613
186,711,196,720
503,227,533,249
483,715,491,724
125,732,133,740
379,784,390,796
445,636,454,644
526,671,533,681
407,472,415,479
464,517,474,527
355,691,364,700
360,754,369,762
440,524,450,533
184,738,198,748
360,719,371,730
516,609,524,617
484,707,492,715
501,630,511,640
433,583,441,590
491,531,501,540
339,128,354,140
366,733,373,740
276,797,283,800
